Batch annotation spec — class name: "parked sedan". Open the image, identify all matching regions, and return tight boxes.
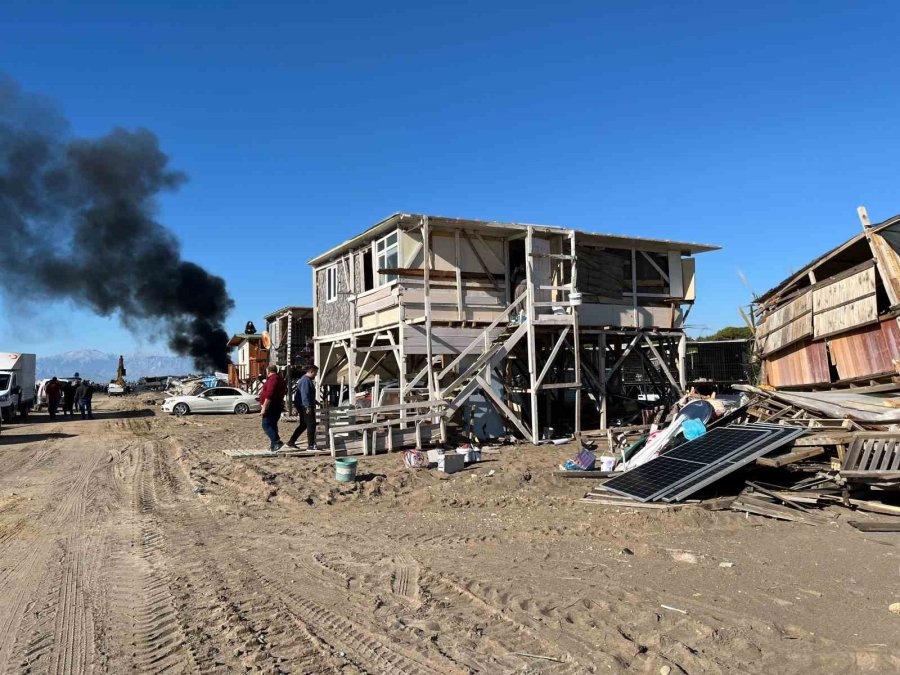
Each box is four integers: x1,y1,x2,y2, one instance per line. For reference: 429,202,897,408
161,386,260,416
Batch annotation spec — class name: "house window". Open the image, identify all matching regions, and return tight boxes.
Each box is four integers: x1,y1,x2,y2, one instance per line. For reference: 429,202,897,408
375,231,399,286
325,265,338,302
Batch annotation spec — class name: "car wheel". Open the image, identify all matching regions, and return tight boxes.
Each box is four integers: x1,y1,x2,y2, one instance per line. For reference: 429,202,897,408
234,402,250,415
173,403,190,416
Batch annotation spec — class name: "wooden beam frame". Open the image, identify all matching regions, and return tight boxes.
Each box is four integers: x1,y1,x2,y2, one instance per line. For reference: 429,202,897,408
474,374,532,439
534,327,570,388
463,231,501,292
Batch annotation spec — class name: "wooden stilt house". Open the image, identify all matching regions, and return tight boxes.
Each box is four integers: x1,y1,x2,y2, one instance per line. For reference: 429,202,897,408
309,213,719,454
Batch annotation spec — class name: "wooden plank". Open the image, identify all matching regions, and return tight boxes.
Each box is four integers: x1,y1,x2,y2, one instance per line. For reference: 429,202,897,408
841,470,900,479
757,291,811,338
847,520,900,532
813,295,878,339
554,470,616,478
756,446,825,467
792,432,853,446
829,319,900,380
730,496,818,524
812,265,876,313
764,340,830,387
404,325,503,356
868,230,900,306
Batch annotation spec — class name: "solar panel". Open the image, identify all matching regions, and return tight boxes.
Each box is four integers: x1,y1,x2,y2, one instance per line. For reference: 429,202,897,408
661,426,805,502
665,427,778,465
601,424,806,503
599,456,705,502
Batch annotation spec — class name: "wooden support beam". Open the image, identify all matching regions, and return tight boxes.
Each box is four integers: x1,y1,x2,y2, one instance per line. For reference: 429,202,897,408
603,332,643,385
641,333,682,393
599,332,607,429
404,239,423,267
474,374,532,439
455,229,463,321
463,231,501,292
639,250,669,283
571,229,582,435
436,291,526,381
526,227,539,443
535,327,570,389
471,230,506,270
631,248,638,325
423,216,437,403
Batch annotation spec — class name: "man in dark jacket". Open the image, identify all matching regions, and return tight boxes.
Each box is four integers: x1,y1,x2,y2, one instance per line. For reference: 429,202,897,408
46,377,62,419
259,365,287,452
286,365,319,450
62,380,76,417
75,381,94,419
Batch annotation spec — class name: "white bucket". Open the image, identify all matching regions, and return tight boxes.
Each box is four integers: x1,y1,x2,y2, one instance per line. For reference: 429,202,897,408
599,455,617,472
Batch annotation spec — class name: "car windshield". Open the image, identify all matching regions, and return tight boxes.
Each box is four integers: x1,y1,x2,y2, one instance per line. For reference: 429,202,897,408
0,374,9,390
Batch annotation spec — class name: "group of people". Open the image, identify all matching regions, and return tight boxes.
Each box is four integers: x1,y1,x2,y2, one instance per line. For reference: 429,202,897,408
258,364,319,452
44,377,95,420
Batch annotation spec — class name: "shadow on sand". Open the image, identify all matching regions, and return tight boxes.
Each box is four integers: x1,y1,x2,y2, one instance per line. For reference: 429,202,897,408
0,432,77,445
34,408,157,423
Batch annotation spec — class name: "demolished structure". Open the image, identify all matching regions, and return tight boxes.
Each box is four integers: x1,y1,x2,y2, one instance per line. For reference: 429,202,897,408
309,213,718,453
752,208,900,388
587,208,900,514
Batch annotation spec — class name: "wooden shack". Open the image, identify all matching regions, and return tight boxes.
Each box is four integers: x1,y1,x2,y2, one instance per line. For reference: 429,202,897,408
227,333,267,390
309,213,718,451
752,209,900,389
263,306,314,370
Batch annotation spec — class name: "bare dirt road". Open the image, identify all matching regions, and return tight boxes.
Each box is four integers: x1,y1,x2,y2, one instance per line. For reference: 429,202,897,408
0,395,897,674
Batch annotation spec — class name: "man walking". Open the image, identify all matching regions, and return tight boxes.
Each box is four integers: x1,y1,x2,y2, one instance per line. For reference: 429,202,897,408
259,365,287,452
286,365,319,450
75,380,94,419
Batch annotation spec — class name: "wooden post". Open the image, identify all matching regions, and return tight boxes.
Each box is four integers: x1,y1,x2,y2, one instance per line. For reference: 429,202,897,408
286,310,294,416
570,230,581,435
630,247,638,326
678,332,687,392
348,334,357,404
526,226,539,443
423,216,435,400
455,229,463,321
373,373,381,409
599,332,607,430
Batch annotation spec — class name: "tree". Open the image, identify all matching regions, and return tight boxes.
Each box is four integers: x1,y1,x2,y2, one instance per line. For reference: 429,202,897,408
696,326,752,341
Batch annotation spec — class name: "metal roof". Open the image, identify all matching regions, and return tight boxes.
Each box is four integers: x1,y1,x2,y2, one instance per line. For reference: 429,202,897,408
306,212,720,266
263,305,313,321
227,333,262,347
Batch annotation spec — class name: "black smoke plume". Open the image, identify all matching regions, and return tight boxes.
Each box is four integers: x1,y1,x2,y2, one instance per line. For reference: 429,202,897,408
0,75,233,371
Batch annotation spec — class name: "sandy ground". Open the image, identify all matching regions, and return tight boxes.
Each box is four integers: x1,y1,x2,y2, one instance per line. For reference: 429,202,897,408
0,395,898,674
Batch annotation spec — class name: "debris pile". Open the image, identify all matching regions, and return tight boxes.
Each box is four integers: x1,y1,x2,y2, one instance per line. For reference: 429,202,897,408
581,386,900,524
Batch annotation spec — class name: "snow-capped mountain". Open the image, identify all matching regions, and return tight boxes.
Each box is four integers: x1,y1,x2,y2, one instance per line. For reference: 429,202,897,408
36,350,196,382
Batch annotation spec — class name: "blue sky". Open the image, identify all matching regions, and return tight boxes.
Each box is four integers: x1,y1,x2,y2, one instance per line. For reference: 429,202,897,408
2,1,900,355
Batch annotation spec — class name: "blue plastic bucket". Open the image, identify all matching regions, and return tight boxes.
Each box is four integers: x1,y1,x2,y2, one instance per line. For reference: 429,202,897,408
335,457,358,482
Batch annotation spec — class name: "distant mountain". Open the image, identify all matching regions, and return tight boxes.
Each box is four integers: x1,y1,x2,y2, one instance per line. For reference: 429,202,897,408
36,349,197,382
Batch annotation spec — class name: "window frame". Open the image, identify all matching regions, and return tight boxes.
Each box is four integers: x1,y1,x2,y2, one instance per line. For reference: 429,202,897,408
374,230,400,288
324,264,339,303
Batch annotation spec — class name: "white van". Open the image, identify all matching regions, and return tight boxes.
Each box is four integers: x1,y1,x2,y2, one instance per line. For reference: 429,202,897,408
0,353,36,422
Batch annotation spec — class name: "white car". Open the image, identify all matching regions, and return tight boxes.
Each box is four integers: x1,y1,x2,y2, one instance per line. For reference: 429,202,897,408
161,386,261,416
